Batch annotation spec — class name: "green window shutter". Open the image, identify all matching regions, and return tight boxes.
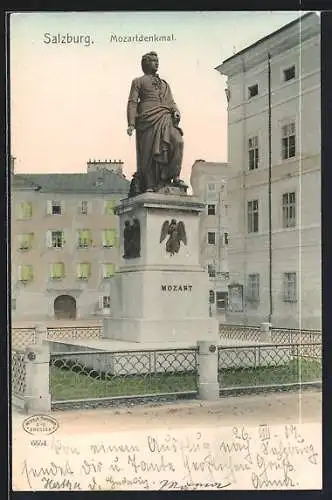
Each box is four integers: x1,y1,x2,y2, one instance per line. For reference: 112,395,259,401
105,200,115,215
104,263,115,278
52,262,65,278
78,229,92,247
77,262,91,279
22,265,33,281
103,229,116,247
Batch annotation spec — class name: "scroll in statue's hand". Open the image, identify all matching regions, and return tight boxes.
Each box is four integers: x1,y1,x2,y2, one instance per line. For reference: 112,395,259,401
127,125,135,136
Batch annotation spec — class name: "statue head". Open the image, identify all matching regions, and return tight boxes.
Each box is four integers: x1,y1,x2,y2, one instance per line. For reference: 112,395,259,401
141,51,159,75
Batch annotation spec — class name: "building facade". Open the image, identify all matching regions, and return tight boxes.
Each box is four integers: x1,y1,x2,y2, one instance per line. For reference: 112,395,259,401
215,13,321,329
11,160,130,322
190,160,230,320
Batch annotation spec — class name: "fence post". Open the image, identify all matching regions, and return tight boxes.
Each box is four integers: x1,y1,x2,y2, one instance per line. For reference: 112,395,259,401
197,341,219,400
35,324,47,345
261,322,272,342
24,344,51,414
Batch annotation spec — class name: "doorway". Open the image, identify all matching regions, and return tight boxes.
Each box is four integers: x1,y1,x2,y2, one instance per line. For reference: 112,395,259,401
54,295,77,319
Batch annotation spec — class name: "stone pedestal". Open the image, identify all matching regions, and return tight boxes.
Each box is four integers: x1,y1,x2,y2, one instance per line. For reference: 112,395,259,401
103,191,218,343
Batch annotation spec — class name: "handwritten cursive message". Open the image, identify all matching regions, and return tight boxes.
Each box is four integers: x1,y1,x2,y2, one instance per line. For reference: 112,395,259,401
13,423,321,491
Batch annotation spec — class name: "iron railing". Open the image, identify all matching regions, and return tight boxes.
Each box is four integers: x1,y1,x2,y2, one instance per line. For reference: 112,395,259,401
219,324,322,344
219,324,261,342
50,348,198,406
47,325,101,341
11,324,102,350
218,342,322,395
12,349,26,398
11,328,36,350
271,328,321,344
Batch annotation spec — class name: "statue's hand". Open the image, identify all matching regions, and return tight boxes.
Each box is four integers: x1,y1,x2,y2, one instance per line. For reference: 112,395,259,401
173,111,181,125
127,125,135,136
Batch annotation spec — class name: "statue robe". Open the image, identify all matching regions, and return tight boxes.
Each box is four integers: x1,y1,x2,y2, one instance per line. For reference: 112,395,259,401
127,74,183,191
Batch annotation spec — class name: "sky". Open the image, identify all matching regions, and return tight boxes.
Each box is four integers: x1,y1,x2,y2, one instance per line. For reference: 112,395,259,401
10,11,305,185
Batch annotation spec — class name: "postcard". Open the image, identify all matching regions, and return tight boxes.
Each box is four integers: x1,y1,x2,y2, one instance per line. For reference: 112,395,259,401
10,10,322,491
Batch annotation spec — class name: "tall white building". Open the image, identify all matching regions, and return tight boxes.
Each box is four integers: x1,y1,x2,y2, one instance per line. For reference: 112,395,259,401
190,160,230,319
215,12,321,329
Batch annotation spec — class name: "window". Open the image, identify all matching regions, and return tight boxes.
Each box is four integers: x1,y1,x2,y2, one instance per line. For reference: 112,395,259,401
247,200,259,233
207,204,216,215
248,136,259,170
282,192,296,228
99,296,111,310
105,200,115,215
208,264,216,277
207,183,216,192
224,232,229,245
281,122,296,159
216,291,228,311
209,290,215,304
77,262,91,280
102,229,116,248
283,65,295,82
207,232,216,245
47,200,64,215
103,263,115,279
78,229,92,248
51,230,65,248
17,201,32,219
80,200,88,215
283,272,297,302
18,265,33,283
50,262,65,280
248,84,258,99
247,273,260,302
17,233,34,250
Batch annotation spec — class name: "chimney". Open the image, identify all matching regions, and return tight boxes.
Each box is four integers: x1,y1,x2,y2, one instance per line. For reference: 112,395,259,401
87,159,124,175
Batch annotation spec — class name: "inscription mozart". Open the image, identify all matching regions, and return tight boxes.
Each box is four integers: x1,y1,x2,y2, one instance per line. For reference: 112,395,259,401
161,284,192,292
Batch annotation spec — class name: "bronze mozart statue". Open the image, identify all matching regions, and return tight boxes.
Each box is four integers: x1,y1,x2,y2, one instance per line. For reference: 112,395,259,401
127,51,187,194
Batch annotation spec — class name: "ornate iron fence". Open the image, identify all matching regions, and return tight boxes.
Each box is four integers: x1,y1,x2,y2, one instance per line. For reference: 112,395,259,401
12,328,36,350
47,325,101,341
271,328,321,344
50,348,198,405
11,325,102,350
219,324,261,342
12,349,26,398
218,342,322,395
219,324,322,345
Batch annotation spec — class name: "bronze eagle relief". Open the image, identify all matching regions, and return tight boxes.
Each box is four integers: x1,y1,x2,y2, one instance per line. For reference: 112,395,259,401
160,219,187,256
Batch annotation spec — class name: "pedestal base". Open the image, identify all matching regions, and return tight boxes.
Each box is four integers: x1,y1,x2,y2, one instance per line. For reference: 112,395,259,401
102,316,218,343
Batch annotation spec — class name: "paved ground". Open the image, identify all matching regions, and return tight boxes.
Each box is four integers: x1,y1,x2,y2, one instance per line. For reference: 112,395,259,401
12,389,321,432
48,389,322,430
12,390,322,491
